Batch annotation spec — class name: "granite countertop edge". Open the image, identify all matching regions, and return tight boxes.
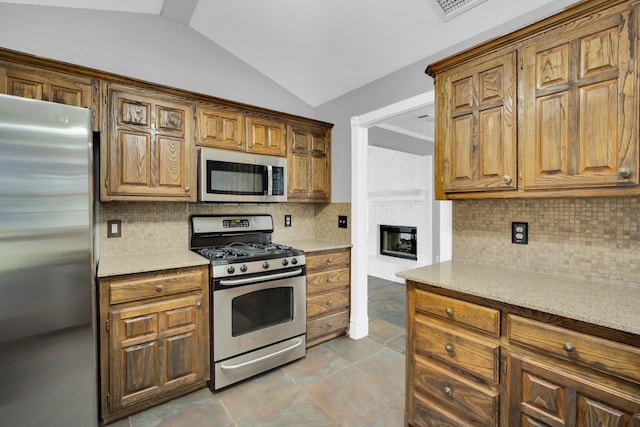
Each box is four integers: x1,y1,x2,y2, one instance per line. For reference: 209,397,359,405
280,239,352,253
397,260,639,336
98,250,210,278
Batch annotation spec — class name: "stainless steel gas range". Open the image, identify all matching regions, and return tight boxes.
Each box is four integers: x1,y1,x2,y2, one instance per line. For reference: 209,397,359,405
190,214,306,390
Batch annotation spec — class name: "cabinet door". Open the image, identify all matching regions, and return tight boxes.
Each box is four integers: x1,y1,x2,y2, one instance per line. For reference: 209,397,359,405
196,106,244,151
508,352,640,427
522,6,639,190
245,116,286,156
106,86,194,201
287,124,331,202
438,51,517,194
109,294,207,413
0,61,98,130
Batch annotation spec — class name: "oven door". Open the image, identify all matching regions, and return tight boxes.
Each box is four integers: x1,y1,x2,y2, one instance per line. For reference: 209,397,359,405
213,273,306,362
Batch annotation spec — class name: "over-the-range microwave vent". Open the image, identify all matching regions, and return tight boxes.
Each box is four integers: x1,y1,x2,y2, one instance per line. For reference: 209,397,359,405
431,0,488,21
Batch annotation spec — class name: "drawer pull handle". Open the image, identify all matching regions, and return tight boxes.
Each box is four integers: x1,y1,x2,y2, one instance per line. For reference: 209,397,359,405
562,342,576,353
327,278,333,283
443,386,453,397
445,343,454,354
445,307,453,316
326,258,333,263
326,323,332,329
327,300,333,306
156,284,164,293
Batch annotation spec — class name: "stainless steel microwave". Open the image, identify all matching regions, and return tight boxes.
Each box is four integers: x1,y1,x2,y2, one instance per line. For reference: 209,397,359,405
198,148,287,203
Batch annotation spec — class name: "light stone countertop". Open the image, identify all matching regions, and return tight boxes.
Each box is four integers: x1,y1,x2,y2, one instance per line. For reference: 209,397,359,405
98,250,210,278
397,260,640,336
280,239,352,253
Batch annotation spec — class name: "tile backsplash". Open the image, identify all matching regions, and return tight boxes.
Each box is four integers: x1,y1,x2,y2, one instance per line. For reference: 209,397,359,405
98,202,350,256
453,198,640,287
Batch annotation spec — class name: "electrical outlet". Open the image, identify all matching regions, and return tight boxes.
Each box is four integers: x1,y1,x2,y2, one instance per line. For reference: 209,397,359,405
107,219,121,238
338,215,348,229
284,215,292,227
512,222,528,244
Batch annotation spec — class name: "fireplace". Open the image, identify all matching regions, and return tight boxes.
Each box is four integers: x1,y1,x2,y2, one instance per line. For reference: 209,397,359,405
379,225,417,260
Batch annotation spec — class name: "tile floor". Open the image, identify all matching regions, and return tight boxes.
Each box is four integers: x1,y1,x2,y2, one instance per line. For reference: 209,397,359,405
109,276,406,427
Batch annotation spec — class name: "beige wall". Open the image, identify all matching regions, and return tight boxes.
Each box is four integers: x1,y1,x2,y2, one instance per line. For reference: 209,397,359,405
453,198,640,287
98,202,351,256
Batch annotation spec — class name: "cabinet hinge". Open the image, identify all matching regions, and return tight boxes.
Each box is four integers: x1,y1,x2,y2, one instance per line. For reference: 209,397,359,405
106,393,110,405
502,356,508,374
106,319,110,331
104,177,108,188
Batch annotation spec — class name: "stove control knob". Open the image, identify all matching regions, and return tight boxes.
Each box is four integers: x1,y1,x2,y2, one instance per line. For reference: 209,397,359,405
282,259,289,266
240,264,248,273
291,257,298,265
227,266,235,274
262,261,270,269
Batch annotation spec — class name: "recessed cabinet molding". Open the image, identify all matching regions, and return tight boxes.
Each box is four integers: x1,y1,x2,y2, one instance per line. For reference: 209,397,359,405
428,0,640,199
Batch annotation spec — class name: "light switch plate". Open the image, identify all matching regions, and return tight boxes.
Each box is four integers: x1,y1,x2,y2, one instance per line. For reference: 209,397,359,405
107,219,121,238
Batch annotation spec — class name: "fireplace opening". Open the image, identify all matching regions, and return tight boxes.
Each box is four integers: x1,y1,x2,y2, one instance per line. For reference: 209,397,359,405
379,225,417,260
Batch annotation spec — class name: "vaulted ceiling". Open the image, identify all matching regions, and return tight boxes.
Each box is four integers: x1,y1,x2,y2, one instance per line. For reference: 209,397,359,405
1,0,578,109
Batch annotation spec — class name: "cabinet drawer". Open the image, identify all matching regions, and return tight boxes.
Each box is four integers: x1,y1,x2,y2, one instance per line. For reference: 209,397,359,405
307,288,349,318
109,267,206,305
306,249,350,270
415,314,500,383
413,393,474,427
307,267,349,294
307,310,349,341
414,355,498,427
415,289,500,336
508,315,640,384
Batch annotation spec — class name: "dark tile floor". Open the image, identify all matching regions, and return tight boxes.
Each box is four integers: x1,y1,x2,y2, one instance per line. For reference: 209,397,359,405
109,276,406,427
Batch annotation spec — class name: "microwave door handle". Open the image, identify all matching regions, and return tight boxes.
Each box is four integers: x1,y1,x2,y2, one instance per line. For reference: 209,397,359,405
266,165,272,196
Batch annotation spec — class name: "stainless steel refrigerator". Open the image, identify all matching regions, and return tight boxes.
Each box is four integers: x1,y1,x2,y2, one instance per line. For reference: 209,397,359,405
0,94,98,426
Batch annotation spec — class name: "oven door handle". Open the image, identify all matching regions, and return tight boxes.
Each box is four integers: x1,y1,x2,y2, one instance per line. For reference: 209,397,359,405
218,268,303,287
219,337,304,371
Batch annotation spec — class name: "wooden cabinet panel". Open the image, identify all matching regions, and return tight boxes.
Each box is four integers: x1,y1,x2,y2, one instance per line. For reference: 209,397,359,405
109,268,205,305
245,116,286,156
287,123,332,202
196,106,244,151
104,85,194,201
305,248,350,348
415,313,500,383
508,315,640,385
508,352,640,427
415,289,500,336
99,266,209,423
522,6,638,190
415,355,499,427
0,60,98,130
438,51,517,195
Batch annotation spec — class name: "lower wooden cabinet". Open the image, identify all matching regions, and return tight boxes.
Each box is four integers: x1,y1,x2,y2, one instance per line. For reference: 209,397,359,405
305,248,350,347
405,281,640,427
99,266,209,424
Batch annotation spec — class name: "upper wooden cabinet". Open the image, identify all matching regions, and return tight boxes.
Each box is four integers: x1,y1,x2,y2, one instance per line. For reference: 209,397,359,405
245,116,286,157
196,106,245,151
521,4,638,190
0,60,99,131
438,51,517,194
428,0,640,199
102,84,195,202
287,122,332,202
196,106,286,157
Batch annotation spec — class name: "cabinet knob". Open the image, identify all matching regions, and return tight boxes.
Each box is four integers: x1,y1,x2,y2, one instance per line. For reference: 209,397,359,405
326,258,334,264
502,175,512,184
327,300,333,306
445,343,454,354
635,414,640,422
196,301,202,308
619,167,632,179
327,278,333,283
156,284,164,293
184,186,190,192
445,307,453,316
562,342,576,353
443,386,453,397
326,323,332,329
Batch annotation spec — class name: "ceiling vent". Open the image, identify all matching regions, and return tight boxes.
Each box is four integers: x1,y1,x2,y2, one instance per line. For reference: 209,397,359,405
431,0,488,21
